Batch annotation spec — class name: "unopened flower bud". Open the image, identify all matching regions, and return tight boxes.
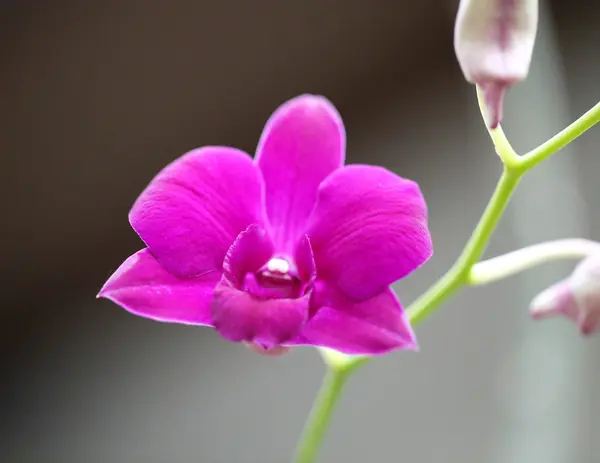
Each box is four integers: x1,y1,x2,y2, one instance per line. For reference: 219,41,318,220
530,254,600,335
454,0,539,128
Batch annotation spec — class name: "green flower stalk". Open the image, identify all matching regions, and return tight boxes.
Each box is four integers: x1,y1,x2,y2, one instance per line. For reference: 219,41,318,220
293,93,600,463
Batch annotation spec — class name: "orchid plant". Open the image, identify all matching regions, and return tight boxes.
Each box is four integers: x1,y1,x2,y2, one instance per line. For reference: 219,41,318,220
98,1,600,461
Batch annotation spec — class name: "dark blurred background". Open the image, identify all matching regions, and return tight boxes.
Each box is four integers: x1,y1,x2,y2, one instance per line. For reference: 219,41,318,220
1,1,599,462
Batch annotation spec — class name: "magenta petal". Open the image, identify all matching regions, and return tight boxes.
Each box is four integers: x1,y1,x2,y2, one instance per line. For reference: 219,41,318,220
255,95,345,252
223,224,274,288
295,235,316,284
307,165,433,301
290,286,417,355
211,282,309,348
98,249,220,325
129,147,265,278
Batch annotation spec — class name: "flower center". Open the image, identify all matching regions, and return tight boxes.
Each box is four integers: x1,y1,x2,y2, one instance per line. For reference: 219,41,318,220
243,257,306,300
265,257,291,276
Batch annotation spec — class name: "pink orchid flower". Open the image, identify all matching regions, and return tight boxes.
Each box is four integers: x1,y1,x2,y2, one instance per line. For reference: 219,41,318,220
98,95,433,355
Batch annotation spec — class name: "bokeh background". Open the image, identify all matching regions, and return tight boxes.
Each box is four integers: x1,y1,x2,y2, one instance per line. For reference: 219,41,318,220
2,1,599,462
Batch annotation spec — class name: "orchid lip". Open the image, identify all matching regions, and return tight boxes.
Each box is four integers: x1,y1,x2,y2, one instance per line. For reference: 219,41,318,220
211,235,314,347
246,255,310,300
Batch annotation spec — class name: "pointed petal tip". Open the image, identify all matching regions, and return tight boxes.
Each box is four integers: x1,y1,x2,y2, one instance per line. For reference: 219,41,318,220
421,241,435,267
96,274,118,301
398,317,419,353
98,249,219,325
96,287,115,302
408,342,420,353
290,286,419,355
529,281,574,320
529,289,560,319
96,277,116,299
355,335,420,356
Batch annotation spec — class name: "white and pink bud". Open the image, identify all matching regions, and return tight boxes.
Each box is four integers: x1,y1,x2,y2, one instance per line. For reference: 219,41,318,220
454,0,539,128
530,254,600,336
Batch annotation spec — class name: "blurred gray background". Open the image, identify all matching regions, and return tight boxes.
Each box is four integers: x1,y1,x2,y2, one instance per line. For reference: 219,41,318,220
1,1,599,462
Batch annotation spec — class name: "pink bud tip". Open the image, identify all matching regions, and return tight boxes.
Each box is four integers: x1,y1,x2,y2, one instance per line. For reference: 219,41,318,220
480,81,509,129
530,253,600,336
529,281,574,320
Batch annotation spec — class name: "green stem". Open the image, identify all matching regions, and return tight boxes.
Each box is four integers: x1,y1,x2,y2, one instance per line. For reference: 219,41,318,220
292,367,350,463
291,96,600,463
406,167,520,324
518,101,600,170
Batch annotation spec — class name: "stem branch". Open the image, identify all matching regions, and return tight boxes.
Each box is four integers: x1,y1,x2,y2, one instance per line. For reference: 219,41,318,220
290,95,600,463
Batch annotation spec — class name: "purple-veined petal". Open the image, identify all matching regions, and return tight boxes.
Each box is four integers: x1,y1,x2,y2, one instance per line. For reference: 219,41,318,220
129,147,265,278
255,95,345,253
211,281,309,349
289,285,417,355
98,248,220,325
306,165,433,301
